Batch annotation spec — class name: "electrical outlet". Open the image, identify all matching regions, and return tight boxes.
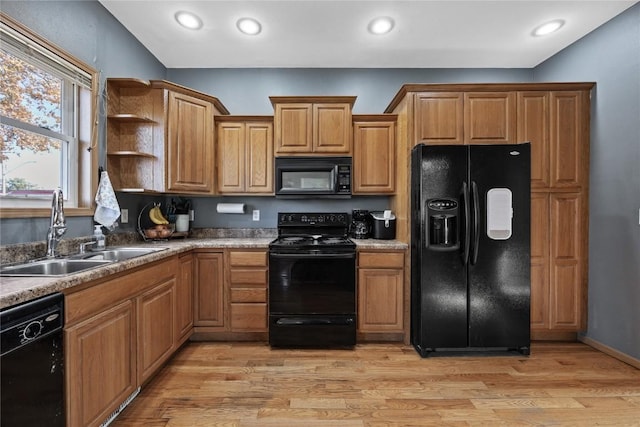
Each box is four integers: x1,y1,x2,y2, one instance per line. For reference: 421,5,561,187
121,209,128,223
252,210,260,221
189,209,194,221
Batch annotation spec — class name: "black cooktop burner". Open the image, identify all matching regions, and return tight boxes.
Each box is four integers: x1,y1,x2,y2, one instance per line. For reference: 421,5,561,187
270,212,356,253
278,236,314,245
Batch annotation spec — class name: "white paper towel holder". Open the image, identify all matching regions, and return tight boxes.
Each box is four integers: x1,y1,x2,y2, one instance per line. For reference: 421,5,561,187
216,203,246,214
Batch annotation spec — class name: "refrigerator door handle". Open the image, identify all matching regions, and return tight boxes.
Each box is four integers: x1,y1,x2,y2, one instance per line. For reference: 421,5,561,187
471,181,480,265
461,181,470,265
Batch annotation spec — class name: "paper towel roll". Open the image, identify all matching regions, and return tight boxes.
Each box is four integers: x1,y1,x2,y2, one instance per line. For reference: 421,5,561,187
216,203,246,214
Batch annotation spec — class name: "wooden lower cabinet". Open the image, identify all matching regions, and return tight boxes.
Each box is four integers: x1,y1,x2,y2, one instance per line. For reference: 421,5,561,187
530,192,585,338
65,300,136,427
64,257,184,427
177,253,194,343
193,251,225,328
228,250,268,332
137,278,176,384
357,251,405,340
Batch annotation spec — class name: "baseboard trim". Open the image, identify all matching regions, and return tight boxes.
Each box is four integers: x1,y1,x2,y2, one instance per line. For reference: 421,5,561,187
579,336,640,369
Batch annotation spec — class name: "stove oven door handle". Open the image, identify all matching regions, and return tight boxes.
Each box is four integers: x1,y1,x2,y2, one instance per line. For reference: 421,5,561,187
270,252,355,260
275,317,355,326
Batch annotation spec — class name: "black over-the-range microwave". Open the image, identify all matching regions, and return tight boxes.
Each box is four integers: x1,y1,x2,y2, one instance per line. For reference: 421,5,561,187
275,156,352,198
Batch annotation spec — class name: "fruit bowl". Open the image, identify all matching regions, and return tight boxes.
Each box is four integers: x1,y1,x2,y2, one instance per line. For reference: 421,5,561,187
138,202,175,241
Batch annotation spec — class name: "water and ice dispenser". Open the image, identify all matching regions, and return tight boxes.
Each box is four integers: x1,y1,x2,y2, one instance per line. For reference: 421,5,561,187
426,198,459,250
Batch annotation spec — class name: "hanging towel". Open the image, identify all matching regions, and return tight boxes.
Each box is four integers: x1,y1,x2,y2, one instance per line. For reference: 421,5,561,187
94,170,121,229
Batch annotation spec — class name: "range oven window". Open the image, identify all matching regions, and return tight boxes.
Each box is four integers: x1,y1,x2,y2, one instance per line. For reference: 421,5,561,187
269,253,356,315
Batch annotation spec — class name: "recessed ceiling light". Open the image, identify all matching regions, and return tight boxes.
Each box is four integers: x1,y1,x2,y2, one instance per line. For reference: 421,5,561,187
236,17,262,36
532,19,565,37
368,16,394,35
175,11,203,30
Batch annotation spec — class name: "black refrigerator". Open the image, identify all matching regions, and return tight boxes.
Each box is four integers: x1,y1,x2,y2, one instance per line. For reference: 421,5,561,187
411,143,531,357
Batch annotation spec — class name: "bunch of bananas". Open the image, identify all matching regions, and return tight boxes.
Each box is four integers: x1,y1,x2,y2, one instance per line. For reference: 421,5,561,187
149,203,170,225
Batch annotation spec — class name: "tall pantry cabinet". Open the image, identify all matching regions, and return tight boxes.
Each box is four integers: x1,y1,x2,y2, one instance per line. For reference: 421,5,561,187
386,83,594,340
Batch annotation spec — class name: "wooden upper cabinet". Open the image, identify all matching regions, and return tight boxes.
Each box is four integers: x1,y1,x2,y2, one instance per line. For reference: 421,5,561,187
216,116,274,194
273,103,312,153
415,92,464,145
271,96,355,155
167,91,214,193
464,92,516,144
414,91,515,146
217,122,245,193
518,92,550,188
106,78,228,194
353,115,397,194
550,91,584,189
313,103,352,153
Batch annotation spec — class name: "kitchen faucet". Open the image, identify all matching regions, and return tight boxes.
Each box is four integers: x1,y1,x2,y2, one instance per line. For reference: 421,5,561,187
46,188,67,257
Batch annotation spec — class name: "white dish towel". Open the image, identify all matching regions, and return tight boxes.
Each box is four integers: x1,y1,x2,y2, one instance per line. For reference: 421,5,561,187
94,170,121,229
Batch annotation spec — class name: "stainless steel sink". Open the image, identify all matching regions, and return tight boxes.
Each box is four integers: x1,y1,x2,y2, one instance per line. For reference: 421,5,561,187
0,247,168,277
0,259,113,277
73,247,168,262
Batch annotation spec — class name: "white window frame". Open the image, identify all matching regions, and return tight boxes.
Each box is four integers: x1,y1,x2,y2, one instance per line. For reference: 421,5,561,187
0,12,98,219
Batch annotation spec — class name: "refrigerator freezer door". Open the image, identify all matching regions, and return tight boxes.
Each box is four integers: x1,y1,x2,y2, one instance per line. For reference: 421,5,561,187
411,145,469,354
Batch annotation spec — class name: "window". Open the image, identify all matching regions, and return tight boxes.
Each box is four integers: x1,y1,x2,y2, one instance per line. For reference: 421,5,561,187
0,14,98,218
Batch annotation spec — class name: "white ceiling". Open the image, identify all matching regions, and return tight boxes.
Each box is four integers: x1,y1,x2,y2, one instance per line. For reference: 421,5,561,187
99,0,637,68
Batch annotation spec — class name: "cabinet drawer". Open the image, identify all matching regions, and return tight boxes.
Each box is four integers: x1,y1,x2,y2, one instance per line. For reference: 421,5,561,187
359,252,404,269
230,303,267,331
230,287,267,303
229,268,267,284
229,251,267,267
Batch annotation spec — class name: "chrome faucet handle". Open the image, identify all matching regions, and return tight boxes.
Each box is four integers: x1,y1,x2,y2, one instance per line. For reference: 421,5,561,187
79,241,96,254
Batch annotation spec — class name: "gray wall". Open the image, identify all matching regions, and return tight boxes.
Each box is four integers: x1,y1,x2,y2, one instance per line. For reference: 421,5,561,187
534,4,640,360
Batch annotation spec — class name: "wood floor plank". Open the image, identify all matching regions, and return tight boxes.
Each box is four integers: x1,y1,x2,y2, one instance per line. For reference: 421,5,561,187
111,342,640,427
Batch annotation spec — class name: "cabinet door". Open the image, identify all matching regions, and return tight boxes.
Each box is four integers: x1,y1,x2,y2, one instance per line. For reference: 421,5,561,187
550,193,583,330
274,103,312,153
137,277,176,384
550,91,584,189
217,122,246,193
518,92,550,188
313,103,352,153
66,300,136,427
177,254,194,343
464,92,516,144
353,120,396,194
415,92,464,145
167,91,214,193
530,193,550,329
357,268,404,332
246,122,274,193
194,252,225,327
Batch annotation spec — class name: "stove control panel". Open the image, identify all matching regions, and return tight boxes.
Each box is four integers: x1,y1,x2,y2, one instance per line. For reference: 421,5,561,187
278,212,348,226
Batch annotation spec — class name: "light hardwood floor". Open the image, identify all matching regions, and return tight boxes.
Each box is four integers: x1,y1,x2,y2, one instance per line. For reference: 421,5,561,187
112,342,640,426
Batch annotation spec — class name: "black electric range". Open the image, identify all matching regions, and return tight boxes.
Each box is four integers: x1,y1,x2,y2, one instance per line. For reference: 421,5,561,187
268,212,356,348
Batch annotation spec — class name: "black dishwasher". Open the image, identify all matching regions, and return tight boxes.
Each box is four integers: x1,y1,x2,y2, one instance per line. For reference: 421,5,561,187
1,292,65,427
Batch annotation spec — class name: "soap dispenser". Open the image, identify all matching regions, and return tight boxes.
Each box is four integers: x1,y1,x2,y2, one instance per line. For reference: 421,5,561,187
93,225,106,250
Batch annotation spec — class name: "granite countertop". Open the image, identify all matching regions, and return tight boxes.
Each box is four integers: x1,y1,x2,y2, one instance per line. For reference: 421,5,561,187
0,233,407,310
